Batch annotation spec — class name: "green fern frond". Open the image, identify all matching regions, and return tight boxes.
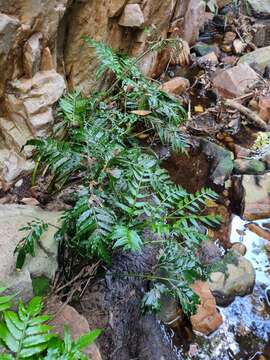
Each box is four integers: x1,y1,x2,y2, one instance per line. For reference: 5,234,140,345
14,220,49,270
112,225,143,252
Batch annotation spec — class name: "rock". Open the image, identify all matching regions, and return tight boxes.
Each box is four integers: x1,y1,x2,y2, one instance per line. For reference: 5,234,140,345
258,95,270,122
239,46,270,73
23,33,43,78
246,0,270,18
198,51,219,66
221,55,238,65
234,159,266,175
199,241,222,266
246,223,270,241
201,139,234,186
253,20,270,47
216,0,232,8
118,4,144,28
5,70,65,142
160,77,190,96
233,39,246,54
47,300,102,360
0,205,61,302
0,151,34,190
109,0,128,17
190,281,223,335
193,43,218,56
183,0,206,45
231,242,247,256
0,13,20,97
223,31,236,45
241,173,270,220
212,64,259,99
40,47,54,71
209,254,256,305
157,296,183,329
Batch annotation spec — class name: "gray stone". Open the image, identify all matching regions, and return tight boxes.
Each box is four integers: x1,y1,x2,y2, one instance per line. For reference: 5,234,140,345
208,254,256,305
246,0,270,18
201,139,234,186
0,205,61,302
118,4,144,27
193,43,217,57
183,0,206,45
239,46,270,73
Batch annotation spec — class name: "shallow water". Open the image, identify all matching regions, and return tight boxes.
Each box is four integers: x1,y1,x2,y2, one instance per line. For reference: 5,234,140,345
173,216,270,360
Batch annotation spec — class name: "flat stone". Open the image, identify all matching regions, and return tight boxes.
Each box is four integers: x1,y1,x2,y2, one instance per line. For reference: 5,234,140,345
239,46,270,73
190,281,223,335
160,77,190,96
118,4,144,28
0,205,61,302
209,254,255,305
212,63,259,98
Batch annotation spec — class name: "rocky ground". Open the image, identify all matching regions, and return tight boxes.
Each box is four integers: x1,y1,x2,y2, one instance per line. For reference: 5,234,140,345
0,0,270,359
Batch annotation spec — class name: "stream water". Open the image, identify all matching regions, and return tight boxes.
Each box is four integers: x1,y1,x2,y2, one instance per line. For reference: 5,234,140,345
172,216,270,360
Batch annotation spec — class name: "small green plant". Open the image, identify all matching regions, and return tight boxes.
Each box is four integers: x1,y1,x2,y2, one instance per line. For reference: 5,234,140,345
0,288,101,359
14,220,49,270
22,39,221,316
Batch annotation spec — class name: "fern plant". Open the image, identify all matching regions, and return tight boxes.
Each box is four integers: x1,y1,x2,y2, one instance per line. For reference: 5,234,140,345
14,220,49,270
0,289,101,359
23,39,222,316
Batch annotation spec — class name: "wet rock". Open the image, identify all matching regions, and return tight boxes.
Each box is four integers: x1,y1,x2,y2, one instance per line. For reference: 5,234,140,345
239,46,270,73
258,95,270,122
241,173,270,220
23,33,43,78
0,205,61,302
201,139,234,186
234,159,266,175
160,77,190,96
209,254,256,305
118,4,144,28
212,64,259,98
246,0,270,18
183,0,206,45
246,223,270,241
47,300,102,360
157,296,183,329
231,242,247,256
190,281,223,335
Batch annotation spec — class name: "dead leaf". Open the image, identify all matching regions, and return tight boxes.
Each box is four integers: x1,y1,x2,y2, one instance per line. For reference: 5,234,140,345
130,110,152,116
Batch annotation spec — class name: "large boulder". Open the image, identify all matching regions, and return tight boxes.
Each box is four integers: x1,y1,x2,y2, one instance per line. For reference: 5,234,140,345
241,173,270,220
212,63,259,98
208,253,256,305
239,46,270,73
0,205,61,301
182,0,206,45
190,281,223,335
